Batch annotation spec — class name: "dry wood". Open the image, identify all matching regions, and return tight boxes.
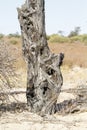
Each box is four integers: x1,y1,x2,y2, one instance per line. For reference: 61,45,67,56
17,0,64,115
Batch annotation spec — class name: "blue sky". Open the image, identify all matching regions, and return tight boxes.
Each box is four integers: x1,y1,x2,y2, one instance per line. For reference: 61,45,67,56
0,0,87,35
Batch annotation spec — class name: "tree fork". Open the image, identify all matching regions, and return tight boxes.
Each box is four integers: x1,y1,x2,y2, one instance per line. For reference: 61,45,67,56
17,0,64,115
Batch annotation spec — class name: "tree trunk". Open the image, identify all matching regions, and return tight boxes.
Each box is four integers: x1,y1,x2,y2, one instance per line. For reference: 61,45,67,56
17,0,64,115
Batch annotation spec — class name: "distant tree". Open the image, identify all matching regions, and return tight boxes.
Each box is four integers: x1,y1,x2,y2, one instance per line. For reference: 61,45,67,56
68,27,81,37
8,32,20,38
58,30,64,36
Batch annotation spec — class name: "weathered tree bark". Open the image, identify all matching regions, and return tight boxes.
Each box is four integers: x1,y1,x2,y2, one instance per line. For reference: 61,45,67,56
17,0,64,115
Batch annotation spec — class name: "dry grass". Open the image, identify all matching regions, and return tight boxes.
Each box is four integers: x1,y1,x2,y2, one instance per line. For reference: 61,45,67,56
1,36,87,68
8,41,87,68
48,42,87,68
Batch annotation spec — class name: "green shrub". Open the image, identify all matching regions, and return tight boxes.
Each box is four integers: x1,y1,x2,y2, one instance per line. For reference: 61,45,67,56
10,40,18,45
46,35,51,40
48,34,69,43
69,34,87,44
81,34,87,44
69,35,81,43
0,33,4,39
8,32,20,38
47,33,87,44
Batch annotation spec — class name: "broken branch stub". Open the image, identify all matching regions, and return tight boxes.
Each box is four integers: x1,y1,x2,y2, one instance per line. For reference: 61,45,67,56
17,0,64,115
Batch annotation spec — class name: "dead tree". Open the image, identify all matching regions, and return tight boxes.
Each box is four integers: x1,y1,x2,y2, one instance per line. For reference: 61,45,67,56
17,0,64,115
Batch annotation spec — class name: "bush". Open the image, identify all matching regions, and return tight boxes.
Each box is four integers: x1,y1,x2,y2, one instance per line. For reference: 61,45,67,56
81,34,87,44
69,35,81,43
46,35,51,40
0,42,16,82
0,33,4,39
46,33,87,44
0,42,19,103
8,32,21,38
10,40,18,45
69,34,87,44
48,34,69,43
48,33,87,44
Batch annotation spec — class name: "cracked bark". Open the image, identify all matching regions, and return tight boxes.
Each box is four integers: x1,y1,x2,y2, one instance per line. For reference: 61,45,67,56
17,0,64,115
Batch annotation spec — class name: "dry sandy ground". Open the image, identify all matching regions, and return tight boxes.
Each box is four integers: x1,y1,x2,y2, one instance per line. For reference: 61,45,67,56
1,111,87,130
0,66,87,130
